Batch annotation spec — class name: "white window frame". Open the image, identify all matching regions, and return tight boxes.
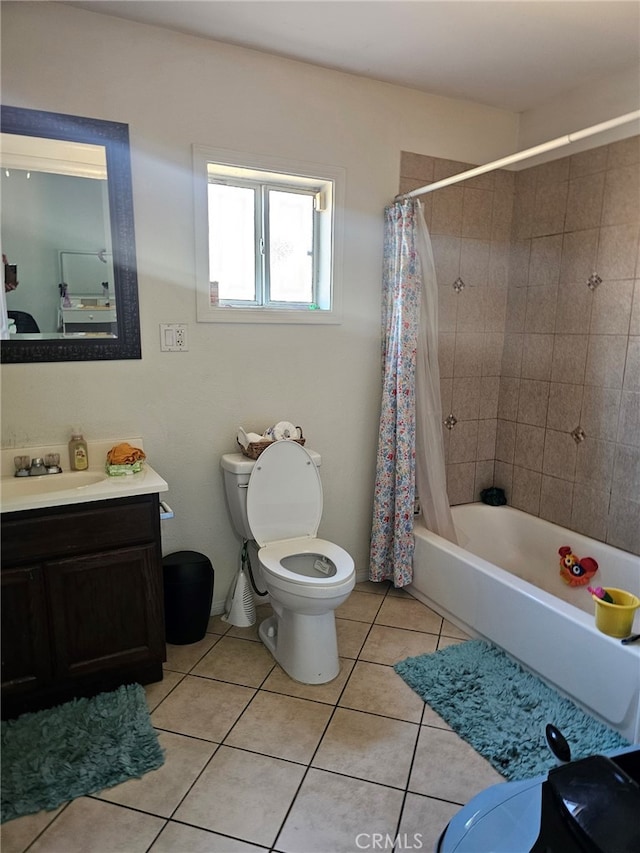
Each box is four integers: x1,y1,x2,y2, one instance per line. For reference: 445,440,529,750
193,146,345,324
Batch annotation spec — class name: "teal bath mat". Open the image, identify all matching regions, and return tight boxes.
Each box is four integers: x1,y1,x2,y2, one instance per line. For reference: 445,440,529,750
395,640,630,781
1,683,164,823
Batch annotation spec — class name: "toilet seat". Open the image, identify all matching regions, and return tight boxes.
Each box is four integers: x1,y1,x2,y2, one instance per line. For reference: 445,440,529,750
260,537,354,587
246,441,354,589
247,441,323,546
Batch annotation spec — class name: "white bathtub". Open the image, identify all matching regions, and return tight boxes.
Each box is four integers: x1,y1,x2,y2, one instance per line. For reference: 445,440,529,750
409,503,640,743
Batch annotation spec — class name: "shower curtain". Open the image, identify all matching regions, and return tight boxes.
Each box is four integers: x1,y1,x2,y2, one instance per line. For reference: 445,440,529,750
369,199,455,588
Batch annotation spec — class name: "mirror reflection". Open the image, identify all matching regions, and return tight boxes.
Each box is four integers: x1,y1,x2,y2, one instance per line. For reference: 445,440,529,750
2,133,115,338
0,105,141,363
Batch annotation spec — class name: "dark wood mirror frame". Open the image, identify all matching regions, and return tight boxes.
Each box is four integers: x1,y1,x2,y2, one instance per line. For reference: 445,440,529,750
1,105,141,363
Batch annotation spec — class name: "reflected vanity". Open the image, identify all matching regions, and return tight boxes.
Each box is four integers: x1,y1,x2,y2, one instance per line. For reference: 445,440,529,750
0,105,141,362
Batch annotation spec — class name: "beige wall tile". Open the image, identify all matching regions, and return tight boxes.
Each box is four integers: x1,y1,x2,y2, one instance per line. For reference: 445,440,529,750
597,223,639,279
539,474,574,528
462,188,493,239
511,466,542,514
542,429,577,480
532,181,568,237
608,136,640,168
612,443,640,502
456,286,485,332
498,376,520,420
517,379,549,426
575,438,615,489
501,334,523,376
453,332,484,377
570,485,609,540
630,281,640,335
449,420,479,463
485,285,508,331
584,334,628,387
452,376,481,419
551,334,588,383
618,391,640,445
525,285,558,333
475,459,495,497
580,385,622,440
514,423,545,471
607,496,640,553
564,172,605,231
477,419,497,460
400,152,436,181
431,185,464,235
528,234,562,287
559,228,599,283
590,279,634,334
521,334,553,380
547,382,583,432
623,337,640,391
495,419,516,463
446,461,476,503
460,238,491,287
479,376,501,418
570,145,608,178
602,166,640,226
555,281,594,334
483,332,505,376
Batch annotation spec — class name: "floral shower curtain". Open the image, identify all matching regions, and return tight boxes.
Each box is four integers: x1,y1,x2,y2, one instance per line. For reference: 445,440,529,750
369,199,455,588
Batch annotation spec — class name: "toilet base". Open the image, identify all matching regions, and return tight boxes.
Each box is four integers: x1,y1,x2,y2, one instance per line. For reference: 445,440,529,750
258,610,340,684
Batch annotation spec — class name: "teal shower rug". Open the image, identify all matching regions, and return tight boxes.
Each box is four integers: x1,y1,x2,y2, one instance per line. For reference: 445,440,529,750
1,683,164,823
395,639,630,781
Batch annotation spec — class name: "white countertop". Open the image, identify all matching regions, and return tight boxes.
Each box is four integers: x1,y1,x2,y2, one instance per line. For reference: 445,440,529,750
0,438,169,514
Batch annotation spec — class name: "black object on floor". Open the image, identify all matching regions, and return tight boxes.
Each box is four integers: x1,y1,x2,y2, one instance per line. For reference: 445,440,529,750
162,550,214,644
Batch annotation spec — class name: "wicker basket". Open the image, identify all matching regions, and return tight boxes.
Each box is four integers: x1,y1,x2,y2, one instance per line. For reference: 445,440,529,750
238,428,305,460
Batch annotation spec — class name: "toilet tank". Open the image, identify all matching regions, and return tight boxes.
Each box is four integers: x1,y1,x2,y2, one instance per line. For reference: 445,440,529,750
221,449,321,542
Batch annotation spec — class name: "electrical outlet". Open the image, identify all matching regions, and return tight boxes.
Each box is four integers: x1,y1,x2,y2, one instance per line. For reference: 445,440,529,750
160,323,188,352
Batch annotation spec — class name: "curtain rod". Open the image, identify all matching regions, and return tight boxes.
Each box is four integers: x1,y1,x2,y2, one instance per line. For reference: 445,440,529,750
396,109,640,201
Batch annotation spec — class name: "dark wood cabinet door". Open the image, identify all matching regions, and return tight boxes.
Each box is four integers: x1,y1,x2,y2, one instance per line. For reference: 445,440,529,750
1,565,53,694
46,544,165,680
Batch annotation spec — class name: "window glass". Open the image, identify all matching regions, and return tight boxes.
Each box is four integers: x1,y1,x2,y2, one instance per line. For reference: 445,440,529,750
268,189,314,304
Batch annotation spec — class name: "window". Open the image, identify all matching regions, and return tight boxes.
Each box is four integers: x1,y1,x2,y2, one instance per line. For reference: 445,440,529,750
193,147,345,324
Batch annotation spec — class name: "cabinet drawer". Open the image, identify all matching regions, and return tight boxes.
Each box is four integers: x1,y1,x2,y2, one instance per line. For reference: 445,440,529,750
2,494,160,565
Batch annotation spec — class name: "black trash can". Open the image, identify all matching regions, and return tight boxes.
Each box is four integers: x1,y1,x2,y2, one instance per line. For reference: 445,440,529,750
162,551,214,645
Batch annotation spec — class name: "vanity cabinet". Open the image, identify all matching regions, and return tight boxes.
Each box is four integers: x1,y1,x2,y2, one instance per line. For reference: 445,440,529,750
1,493,166,719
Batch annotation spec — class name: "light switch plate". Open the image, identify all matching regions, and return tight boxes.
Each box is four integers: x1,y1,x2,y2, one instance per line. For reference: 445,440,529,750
160,323,188,352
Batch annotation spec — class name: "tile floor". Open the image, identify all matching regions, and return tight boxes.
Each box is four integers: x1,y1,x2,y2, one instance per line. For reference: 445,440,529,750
2,582,505,853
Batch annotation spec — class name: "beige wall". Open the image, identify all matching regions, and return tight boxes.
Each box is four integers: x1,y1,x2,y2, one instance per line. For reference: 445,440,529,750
0,2,519,605
401,137,640,556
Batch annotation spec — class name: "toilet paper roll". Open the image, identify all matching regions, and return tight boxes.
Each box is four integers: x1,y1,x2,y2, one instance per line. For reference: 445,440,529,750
272,421,299,441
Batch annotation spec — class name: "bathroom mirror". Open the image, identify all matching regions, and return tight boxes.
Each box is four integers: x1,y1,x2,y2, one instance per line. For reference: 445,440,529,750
0,105,141,362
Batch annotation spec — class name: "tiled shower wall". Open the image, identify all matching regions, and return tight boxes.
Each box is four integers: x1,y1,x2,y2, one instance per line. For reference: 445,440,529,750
399,135,640,556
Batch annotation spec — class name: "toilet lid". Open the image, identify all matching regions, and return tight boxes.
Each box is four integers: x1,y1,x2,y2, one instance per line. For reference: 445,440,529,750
246,441,323,547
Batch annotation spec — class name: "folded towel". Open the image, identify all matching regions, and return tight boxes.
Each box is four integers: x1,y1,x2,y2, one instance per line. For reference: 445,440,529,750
106,442,146,466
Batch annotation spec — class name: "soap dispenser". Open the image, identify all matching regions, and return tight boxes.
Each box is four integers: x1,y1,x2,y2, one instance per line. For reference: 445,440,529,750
68,429,89,471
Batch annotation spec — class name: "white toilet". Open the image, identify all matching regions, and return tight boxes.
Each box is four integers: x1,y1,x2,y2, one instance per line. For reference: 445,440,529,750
221,441,355,684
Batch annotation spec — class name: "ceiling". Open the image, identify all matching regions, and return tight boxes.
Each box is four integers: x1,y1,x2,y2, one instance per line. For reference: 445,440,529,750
64,1,640,112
